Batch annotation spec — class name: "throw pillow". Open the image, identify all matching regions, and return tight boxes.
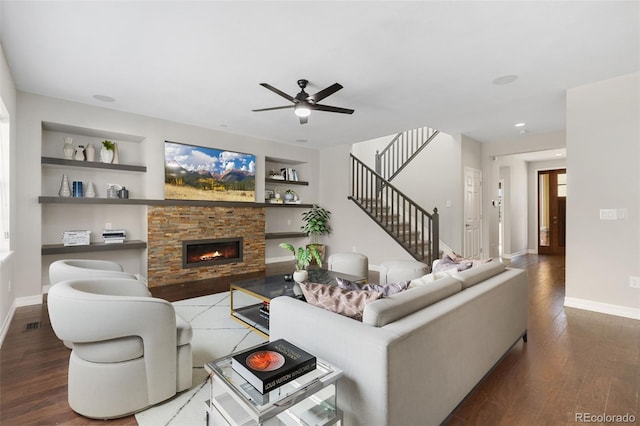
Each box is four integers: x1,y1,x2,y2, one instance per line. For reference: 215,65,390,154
432,255,473,273
299,282,382,321
335,277,410,296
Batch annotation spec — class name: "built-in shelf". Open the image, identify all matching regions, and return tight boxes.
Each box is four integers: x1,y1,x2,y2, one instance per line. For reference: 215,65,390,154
41,156,147,172
265,178,309,186
39,196,313,208
265,232,306,240
42,240,147,255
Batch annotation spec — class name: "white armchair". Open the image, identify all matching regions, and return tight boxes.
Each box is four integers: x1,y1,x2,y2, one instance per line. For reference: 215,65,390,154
47,278,193,419
49,259,145,288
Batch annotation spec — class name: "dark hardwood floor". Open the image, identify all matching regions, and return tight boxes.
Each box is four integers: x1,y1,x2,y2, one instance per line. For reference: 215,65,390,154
1,255,638,425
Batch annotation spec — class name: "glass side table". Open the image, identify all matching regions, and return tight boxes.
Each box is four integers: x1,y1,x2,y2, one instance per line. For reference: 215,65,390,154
204,350,343,426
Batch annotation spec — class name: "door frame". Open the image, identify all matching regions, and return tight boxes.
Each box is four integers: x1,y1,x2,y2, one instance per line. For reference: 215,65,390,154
537,168,566,255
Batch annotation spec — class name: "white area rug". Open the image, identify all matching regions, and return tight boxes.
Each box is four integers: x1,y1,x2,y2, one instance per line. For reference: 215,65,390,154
135,292,267,426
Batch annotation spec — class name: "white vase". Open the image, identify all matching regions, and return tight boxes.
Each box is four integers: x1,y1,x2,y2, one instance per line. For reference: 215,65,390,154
58,174,71,197
85,181,96,198
293,270,308,283
63,137,74,159
85,143,95,162
101,147,114,163
74,146,85,161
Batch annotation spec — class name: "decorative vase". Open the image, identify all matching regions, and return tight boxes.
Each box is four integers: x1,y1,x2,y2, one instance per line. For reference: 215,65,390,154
85,181,96,198
74,146,85,161
58,174,71,197
112,143,119,164
293,270,308,283
63,137,74,159
284,193,294,201
100,147,114,164
85,143,95,162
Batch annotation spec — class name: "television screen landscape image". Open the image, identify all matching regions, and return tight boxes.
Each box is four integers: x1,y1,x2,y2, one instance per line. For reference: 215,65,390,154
164,141,256,202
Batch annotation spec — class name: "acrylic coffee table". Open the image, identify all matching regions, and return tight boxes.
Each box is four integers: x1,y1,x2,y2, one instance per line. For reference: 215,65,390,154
205,349,343,425
230,269,366,338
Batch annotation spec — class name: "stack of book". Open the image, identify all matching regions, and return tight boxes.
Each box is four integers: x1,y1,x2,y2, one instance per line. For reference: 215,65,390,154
231,339,316,394
62,230,91,246
280,168,299,181
102,229,126,244
259,301,270,322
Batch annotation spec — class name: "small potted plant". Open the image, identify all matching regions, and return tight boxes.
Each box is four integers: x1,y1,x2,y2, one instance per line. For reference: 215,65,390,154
279,243,322,282
101,140,115,164
301,204,331,264
284,189,297,201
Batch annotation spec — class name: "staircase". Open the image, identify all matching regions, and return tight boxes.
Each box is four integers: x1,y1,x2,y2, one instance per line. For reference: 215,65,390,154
349,153,439,265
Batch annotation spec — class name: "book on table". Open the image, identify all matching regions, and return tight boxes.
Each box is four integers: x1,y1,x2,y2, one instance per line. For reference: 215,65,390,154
231,339,316,394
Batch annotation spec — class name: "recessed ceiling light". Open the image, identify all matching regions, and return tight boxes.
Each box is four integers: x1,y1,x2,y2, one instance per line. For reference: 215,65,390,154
515,122,526,127
93,94,115,102
492,75,518,85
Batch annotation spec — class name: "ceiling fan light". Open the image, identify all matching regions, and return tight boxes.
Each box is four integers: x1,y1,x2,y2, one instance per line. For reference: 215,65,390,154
294,104,311,117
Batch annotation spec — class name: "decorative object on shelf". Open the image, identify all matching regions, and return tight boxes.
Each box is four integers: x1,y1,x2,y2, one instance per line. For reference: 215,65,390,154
273,189,281,200
278,242,322,283
106,184,119,199
118,186,129,199
58,173,71,197
72,181,83,198
85,143,96,162
301,204,332,264
101,140,115,163
62,230,91,246
63,137,74,159
74,145,85,161
85,181,96,198
269,169,285,180
112,142,119,164
284,189,297,201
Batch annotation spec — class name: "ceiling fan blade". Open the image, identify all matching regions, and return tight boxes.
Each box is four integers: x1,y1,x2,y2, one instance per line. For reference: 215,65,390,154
252,105,295,112
308,83,343,102
299,116,308,125
259,83,295,103
311,103,355,114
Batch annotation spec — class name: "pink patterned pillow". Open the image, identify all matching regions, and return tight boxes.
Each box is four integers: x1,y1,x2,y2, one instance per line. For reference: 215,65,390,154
299,282,382,321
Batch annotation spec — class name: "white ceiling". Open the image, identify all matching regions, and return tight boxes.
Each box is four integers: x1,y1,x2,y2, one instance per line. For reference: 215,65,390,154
1,1,638,149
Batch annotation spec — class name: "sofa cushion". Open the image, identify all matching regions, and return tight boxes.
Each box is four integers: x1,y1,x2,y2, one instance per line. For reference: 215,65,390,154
362,277,462,327
300,282,382,321
409,271,452,288
336,277,410,296
449,260,506,289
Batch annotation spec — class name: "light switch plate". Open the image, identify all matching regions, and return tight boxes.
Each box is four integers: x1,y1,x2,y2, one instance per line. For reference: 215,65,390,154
599,209,617,220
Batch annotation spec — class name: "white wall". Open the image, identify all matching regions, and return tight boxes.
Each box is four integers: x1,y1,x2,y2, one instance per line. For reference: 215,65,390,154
565,72,640,319
497,157,528,257
15,92,320,301
0,42,17,344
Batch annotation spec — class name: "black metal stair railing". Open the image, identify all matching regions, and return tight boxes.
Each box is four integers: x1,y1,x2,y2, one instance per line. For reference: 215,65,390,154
349,153,439,265
375,127,440,182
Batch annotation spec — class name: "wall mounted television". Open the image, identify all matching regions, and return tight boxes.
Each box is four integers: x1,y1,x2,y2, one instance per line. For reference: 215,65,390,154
164,141,256,202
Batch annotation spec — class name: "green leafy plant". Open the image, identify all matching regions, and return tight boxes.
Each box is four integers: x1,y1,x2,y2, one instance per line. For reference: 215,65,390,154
301,204,331,244
102,140,115,151
279,243,322,271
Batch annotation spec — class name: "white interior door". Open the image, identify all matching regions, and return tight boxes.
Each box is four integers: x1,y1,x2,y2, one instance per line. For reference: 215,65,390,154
463,167,482,258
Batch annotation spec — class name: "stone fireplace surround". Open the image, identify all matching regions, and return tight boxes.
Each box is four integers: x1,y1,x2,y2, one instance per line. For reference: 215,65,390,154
147,205,266,287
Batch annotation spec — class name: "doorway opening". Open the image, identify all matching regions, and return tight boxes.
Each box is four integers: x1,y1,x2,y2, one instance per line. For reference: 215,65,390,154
538,169,566,255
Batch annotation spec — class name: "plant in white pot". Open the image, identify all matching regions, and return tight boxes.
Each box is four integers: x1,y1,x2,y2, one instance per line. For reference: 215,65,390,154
301,204,331,265
101,140,115,164
279,243,322,283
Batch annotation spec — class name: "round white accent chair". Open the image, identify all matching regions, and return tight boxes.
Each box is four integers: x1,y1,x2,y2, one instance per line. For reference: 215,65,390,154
49,259,144,287
47,278,193,419
327,252,369,279
379,259,429,284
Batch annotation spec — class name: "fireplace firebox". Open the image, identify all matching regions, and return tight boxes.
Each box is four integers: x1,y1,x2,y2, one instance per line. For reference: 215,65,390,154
182,237,243,269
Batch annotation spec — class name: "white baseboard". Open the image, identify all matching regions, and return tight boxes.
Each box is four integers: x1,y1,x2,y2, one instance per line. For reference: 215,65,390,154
564,297,640,320
0,300,17,349
502,249,529,259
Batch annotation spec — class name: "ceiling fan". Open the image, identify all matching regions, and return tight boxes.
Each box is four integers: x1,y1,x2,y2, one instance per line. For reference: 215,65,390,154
252,79,354,124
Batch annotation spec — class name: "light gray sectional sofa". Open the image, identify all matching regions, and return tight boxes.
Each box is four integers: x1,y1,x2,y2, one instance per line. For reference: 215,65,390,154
269,260,528,426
